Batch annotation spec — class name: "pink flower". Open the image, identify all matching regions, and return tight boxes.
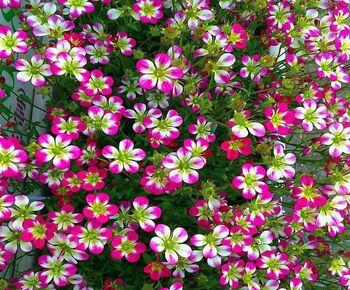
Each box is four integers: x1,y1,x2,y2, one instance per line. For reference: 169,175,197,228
86,106,120,136
295,100,328,132
48,205,83,231
232,163,269,199
21,216,57,249
256,251,290,279
150,224,192,264
71,220,112,254
58,0,94,18
190,225,229,258
240,55,268,82
0,138,28,178
136,53,183,93
0,0,20,8
50,52,89,82
133,0,163,24
77,166,107,191
51,116,86,140
0,25,28,58
14,54,52,87
228,110,266,138
0,194,14,220
228,23,248,49
188,116,216,142
0,243,12,270
221,136,252,160
143,109,183,140
267,144,296,181
132,196,162,232
264,103,295,135
111,231,146,263
38,255,77,287
162,147,205,184
35,134,81,169
83,193,118,224
220,260,245,289
320,122,350,157
80,69,114,96
102,139,145,174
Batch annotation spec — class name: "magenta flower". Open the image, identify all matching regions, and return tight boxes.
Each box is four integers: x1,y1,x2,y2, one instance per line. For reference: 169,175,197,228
0,243,12,270
51,116,86,141
188,116,216,142
132,196,162,232
0,138,28,178
71,220,112,254
21,216,57,249
133,0,163,24
86,106,120,136
210,53,236,84
220,260,245,289
48,205,83,231
14,54,52,87
256,251,290,279
295,100,328,132
13,271,48,290
232,163,269,199
58,0,94,18
35,134,81,169
33,15,75,38
83,193,118,224
0,0,19,8
264,103,295,135
320,122,350,157
240,55,268,82
0,25,28,58
185,0,213,30
0,194,14,221
111,231,146,263
190,225,229,259
162,147,205,184
102,139,146,174
124,103,162,133
136,53,183,93
143,109,183,140
243,230,274,260
77,166,107,191
228,110,266,138
80,69,114,96
38,255,77,287
50,52,89,81
228,23,248,49
267,144,296,181
150,224,192,264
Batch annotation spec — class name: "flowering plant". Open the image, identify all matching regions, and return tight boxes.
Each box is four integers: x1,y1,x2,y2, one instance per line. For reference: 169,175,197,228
1,0,350,289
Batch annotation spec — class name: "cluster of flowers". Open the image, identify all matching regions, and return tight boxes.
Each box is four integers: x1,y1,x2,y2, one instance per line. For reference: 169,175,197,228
1,0,350,289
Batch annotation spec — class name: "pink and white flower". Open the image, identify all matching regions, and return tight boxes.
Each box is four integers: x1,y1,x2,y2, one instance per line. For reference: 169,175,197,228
0,138,28,178
133,0,163,24
80,69,114,96
83,193,118,224
267,144,296,181
228,110,266,138
86,106,120,136
162,147,205,184
264,103,295,135
35,134,81,169
111,231,146,263
58,0,94,18
190,225,229,258
71,220,112,254
38,254,77,287
131,196,162,232
143,109,183,140
232,163,269,199
150,224,192,264
136,53,183,93
320,122,350,157
295,100,328,132
102,139,146,174
14,54,52,87
256,251,290,279
0,25,28,58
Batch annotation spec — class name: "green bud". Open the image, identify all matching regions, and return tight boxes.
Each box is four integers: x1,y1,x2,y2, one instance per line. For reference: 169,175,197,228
133,50,145,59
